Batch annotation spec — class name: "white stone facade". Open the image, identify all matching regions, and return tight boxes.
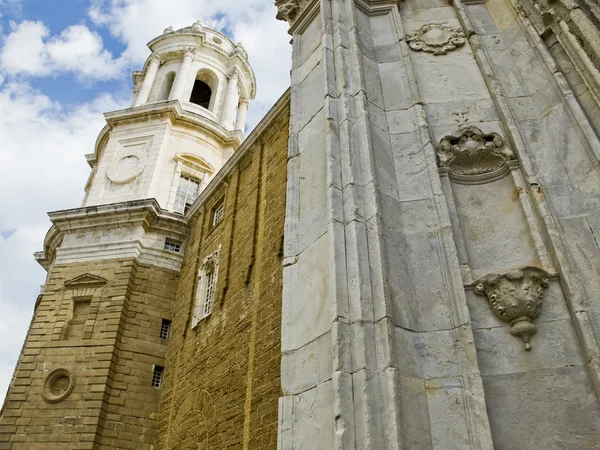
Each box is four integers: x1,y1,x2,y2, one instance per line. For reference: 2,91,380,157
277,0,600,448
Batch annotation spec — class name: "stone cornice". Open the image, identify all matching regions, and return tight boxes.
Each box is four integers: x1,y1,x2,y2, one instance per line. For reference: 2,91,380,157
89,101,244,170
103,101,243,146
36,199,188,270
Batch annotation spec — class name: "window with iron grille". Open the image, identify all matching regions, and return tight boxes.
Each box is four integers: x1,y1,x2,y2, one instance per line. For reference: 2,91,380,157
173,175,200,214
212,202,224,226
151,365,164,388
160,319,171,340
164,239,181,253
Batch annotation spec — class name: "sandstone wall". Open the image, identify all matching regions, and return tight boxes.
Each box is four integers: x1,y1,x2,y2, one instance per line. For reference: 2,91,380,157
155,100,289,450
0,259,179,450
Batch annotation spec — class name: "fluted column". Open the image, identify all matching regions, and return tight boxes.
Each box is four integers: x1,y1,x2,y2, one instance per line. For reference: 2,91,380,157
220,70,239,130
169,47,195,102
133,55,160,107
235,100,249,133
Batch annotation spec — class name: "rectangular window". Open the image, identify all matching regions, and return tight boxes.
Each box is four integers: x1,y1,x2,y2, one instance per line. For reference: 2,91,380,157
160,319,171,340
164,239,181,253
152,365,164,388
193,248,220,327
173,175,200,214
212,202,224,226
203,270,217,316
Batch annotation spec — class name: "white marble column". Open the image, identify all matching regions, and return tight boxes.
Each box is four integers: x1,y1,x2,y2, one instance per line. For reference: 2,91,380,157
220,70,239,130
169,47,194,102
133,55,160,107
235,100,248,133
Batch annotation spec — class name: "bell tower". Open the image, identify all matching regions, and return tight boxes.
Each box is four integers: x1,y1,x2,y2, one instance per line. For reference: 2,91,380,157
83,20,255,212
0,22,255,450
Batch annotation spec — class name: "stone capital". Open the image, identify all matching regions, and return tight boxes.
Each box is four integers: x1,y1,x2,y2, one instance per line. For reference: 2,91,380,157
182,47,196,59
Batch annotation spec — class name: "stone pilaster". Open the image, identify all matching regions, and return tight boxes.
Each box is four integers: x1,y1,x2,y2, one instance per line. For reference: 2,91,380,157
278,0,493,448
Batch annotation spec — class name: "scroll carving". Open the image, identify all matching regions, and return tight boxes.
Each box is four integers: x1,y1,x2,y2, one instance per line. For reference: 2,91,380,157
436,126,516,183
475,267,550,351
406,23,466,55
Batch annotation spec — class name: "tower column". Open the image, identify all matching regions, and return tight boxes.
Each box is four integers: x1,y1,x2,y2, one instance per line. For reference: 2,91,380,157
220,70,239,130
235,100,248,133
169,48,195,102
134,55,161,107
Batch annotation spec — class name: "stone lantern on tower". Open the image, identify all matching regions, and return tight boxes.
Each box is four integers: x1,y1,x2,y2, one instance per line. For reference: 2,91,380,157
83,20,256,213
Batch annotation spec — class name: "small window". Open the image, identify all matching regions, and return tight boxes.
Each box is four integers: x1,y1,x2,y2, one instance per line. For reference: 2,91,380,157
164,239,181,253
190,80,212,109
152,365,164,388
160,319,171,340
212,202,224,226
174,175,200,214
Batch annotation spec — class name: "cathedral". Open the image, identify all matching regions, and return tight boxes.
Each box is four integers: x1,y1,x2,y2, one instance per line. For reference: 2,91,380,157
2,0,600,448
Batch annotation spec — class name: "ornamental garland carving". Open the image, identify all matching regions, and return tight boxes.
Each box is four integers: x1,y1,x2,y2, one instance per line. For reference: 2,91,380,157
436,126,516,183
475,267,550,351
406,23,466,55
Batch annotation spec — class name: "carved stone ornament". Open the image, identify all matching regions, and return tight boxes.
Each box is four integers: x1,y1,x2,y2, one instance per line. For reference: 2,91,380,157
406,23,466,55
201,249,219,273
475,267,550,351
436,126,516,183
42,367,75,403
275,0,309,24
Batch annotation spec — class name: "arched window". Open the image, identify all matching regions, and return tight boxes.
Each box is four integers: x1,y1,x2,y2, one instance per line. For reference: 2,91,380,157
157,71,176,102
189,69,218,110
190,80,212,109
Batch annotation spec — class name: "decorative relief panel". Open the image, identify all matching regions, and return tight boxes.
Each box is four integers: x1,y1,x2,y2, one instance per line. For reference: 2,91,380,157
436,126,517,183
475,267,550,351
406,23,466,55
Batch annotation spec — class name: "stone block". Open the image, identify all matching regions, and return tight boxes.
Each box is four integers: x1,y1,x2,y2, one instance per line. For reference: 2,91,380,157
482,367,600,449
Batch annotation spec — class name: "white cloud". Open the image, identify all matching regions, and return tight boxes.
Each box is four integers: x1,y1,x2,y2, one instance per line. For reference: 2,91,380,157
0,21,125,80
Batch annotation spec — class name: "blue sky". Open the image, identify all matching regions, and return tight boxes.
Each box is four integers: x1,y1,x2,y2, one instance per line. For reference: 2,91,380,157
0,0,290,406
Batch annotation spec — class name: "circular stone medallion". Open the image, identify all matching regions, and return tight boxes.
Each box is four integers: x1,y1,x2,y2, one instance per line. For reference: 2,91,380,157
107,154,146,184
42,367,75,403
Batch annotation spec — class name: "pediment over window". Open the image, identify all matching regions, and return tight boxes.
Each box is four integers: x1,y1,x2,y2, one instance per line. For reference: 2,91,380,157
64,274,107,288
174,153,215,176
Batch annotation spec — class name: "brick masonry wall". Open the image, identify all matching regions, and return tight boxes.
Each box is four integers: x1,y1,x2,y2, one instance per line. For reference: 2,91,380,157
0,258,179,450
156,103,289,449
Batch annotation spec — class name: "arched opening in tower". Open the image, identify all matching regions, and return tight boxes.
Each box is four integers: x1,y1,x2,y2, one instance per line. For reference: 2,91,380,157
190,80,212,109
157,71,176,101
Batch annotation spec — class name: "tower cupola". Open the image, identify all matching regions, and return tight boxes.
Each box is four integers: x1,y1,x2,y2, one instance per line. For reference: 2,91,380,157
132,21,256,131
82,22,256,212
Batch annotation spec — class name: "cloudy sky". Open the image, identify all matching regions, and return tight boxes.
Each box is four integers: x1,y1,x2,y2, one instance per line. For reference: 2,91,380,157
0,0,290,405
